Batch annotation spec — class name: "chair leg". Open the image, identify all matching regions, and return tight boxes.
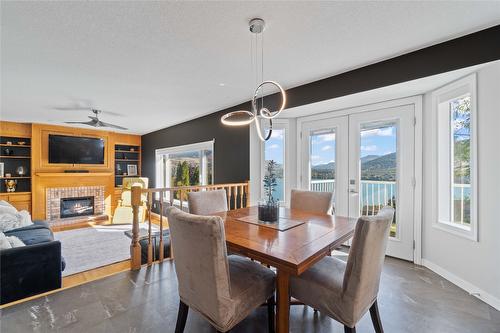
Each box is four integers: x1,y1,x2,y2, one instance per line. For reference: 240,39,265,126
344,326,356,333
175,301,189,333
267,294,275,333
369,300,384,333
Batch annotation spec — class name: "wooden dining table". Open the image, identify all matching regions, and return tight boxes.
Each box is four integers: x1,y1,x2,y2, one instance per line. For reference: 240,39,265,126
214,206,357,333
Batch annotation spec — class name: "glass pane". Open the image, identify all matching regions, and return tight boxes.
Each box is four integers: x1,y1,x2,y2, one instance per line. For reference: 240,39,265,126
202,149,213,185
451,95,471,225
359,124,397,237
264,129,285,202
309,129,336,195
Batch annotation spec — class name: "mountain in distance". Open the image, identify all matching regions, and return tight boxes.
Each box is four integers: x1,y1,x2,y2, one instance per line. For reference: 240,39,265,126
311,152,396,181
312,161,335,171
361,155,380,163
361,152,396,171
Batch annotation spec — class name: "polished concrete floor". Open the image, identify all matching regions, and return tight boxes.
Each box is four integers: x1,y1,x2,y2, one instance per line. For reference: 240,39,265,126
1,253,499,333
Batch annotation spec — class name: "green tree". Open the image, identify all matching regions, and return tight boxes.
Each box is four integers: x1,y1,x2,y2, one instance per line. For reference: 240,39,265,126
174,161,190,187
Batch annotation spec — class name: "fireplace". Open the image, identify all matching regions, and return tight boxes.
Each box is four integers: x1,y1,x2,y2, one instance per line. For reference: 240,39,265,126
60,196,95,219
46,186,104,221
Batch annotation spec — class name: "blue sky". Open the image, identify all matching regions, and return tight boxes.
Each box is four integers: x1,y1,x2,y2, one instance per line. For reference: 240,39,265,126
264,126,397,166
310,126,397,166
264,129,284,164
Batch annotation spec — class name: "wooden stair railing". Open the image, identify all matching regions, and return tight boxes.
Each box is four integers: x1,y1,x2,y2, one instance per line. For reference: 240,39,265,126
130,181,250,270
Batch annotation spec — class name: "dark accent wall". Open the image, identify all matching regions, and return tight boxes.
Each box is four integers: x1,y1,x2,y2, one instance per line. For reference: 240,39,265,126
141,102,251,186
141,25,500,186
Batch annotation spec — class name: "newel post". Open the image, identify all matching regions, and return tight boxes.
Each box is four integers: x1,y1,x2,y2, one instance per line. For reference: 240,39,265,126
130,185,142,270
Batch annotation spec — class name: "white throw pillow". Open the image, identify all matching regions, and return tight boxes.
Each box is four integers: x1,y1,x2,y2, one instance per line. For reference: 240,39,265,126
0,232,12,250
0,205,33,232
7,235,25,248
0,200,15,209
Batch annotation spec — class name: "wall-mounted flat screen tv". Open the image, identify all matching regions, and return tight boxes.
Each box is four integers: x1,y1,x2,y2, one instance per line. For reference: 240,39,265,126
49,134,105,164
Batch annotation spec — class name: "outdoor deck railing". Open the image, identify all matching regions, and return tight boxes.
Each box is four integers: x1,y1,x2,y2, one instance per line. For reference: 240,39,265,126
453,183,471,224
311,179,470,222
130,181,249,270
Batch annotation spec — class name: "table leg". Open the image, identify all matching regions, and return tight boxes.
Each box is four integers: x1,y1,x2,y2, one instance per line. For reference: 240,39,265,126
276,269,290,333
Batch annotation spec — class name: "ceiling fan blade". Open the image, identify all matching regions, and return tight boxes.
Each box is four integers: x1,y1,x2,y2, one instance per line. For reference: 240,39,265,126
64,121,97,127
98,110,123,117
99,121,128,130
88,116,99,121
54,106,92,111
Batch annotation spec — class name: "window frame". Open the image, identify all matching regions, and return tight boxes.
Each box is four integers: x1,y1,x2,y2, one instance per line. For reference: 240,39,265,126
432,74,478,241
155,140,215,192
260,120,288,204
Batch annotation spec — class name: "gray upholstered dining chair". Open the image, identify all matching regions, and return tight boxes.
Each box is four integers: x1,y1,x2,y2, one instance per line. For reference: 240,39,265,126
290,189,334,214
166,207,276,333
188,189,228,215
290,206,395,333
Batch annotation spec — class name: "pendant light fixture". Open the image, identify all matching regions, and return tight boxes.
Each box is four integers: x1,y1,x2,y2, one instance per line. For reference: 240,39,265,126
220,18,286,141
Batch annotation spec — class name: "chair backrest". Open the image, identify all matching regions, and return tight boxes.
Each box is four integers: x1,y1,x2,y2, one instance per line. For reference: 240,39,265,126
121,177,149,206
188,189,228,215
342,206,394,321
166,206,232,324
290,189,334,214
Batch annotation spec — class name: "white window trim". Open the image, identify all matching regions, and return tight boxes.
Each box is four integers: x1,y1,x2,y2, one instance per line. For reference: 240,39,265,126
431,74,478,241
260,120,289,204
155,139,215,190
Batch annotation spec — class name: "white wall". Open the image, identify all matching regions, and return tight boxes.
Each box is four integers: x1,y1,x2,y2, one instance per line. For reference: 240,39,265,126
249,61,500,309
422,61,500,309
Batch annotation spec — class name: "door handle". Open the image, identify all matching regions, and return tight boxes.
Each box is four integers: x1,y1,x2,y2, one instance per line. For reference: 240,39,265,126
349,189,358,194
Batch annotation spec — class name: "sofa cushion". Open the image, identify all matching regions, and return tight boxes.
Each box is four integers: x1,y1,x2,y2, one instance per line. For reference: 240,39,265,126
5,226,54,245
0,232,12,250
0,204,33,232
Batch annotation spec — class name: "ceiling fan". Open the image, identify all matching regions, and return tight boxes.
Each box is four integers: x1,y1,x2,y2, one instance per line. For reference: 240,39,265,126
64,109,128,130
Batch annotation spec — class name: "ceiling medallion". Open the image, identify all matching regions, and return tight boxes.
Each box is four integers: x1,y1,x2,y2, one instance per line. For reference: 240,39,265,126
220,18,286,141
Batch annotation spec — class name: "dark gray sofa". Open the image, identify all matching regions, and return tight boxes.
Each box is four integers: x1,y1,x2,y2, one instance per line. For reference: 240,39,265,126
1,221,65,304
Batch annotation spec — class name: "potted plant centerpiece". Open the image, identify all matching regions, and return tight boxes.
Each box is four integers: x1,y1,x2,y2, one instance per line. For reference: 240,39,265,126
258,160,280,223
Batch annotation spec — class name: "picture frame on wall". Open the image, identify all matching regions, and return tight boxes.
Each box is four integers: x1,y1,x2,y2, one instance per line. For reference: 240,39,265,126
127,164,138,176
0,162,4,178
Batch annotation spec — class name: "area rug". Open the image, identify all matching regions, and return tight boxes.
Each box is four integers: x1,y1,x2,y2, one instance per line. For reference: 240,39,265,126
54,224,155,276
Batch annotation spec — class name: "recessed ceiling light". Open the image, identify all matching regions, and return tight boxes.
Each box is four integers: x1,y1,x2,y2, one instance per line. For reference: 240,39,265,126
219,83,226,87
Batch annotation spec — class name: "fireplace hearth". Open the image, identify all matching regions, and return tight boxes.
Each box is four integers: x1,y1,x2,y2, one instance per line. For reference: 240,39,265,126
60,196,95,219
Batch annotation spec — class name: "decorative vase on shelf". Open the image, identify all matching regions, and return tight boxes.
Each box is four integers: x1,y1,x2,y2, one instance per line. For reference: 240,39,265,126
3,148,13,156
116,164,122,175
16,166,26,176
5,179,17,192
258,160,280,223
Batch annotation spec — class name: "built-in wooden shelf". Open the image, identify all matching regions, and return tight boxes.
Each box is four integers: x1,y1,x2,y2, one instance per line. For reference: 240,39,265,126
0,155,31,159
0,144,31,148
0,191,31,195
0,177,31,179
115,159,139,162
115,150,139,153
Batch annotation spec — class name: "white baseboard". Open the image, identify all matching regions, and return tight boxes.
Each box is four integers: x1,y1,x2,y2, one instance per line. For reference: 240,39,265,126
422,259,500,311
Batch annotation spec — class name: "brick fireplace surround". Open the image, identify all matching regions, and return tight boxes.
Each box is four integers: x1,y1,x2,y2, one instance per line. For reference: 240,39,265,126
46,186,105,225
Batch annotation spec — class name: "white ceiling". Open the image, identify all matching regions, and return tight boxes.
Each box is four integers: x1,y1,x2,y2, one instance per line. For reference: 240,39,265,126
1,1,500,134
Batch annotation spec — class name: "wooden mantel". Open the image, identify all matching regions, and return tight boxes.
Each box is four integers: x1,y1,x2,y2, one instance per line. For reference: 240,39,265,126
35,172,114,178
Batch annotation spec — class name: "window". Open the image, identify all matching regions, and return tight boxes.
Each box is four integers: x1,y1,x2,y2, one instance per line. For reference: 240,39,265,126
156,141,214,199
263,128,285,202
434,75,477,240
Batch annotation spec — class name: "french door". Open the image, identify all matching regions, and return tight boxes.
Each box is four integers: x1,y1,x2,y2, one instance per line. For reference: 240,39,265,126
300,104,415,261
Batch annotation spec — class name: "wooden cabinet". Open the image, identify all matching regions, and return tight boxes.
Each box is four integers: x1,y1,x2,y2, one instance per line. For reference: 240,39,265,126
0,192,31,213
